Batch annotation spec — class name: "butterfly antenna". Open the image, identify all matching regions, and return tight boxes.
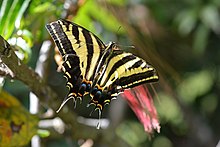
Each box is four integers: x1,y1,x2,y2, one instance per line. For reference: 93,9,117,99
56,96,75,113
116,26,135,48
117,26,122,34
117,44,135,50
150,83,161,104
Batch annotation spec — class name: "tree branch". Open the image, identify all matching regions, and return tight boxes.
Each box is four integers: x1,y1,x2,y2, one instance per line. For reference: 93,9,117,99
0,35,100,138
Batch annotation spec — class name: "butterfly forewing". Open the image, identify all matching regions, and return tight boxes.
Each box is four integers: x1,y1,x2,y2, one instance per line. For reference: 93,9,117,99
46,19,106,99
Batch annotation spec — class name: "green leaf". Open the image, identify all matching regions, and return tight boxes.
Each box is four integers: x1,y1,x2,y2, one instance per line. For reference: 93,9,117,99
175,9,197,36
116,121,147,147
74,0,125,35
200,94,218,114
155,93,183,125
0,0,14,36
178,70,214,104
37,129,50,138
14,0,31,29
31,2,54,14
106,0,127,6
200,4,220,33
25,2,57,41
0,0,31,39
152,136,173,147
18,29,33,47
3,0,23,39
193,24,209,55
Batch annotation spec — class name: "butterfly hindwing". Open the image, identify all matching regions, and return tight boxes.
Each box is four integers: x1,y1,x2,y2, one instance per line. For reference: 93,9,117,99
90,46,159,110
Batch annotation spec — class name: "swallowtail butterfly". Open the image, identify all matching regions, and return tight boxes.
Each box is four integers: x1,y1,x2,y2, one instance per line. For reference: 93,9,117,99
46,19,159,118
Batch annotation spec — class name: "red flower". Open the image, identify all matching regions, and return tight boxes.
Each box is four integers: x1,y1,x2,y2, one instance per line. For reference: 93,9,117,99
122,85,160,134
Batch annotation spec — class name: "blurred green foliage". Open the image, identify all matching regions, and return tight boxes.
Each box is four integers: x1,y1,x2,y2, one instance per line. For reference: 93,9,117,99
116,121,147,147
1,0,220,146
74,0,125,34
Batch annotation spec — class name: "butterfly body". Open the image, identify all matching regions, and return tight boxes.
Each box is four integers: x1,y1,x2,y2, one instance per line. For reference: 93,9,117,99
46,19,159,113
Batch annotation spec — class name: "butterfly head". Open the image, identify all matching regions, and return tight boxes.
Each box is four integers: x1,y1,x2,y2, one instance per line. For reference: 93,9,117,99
106,42,119,51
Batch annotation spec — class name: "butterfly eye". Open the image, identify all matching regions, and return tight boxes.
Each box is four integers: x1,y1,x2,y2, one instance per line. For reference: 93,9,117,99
112,44,117,50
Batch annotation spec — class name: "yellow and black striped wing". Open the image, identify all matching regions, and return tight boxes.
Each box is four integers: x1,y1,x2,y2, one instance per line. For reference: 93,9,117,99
90,49,159,110
46,19,106,99
100,50,158,89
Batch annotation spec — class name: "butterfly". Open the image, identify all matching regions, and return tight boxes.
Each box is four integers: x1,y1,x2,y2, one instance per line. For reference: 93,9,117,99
46,19,159,118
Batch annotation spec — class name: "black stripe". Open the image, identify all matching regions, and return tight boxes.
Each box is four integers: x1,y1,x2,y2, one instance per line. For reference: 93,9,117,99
108,54,136,80
62,55,81,73
97,47,115,71
72,24,80,44
82,29,94,77
94,35,105,49
128,60,143,70
91,47,113,85
95,50,123,85
65,19,106,49
117,69,158,89
46,24,64,55
56,21,76,55
99,54,136,86
91,36,105,80
89,36,106,80
61,19,70,31
46,21,76,56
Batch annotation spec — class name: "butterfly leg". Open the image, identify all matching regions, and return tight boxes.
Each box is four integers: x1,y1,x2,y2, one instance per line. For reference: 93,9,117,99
56,95,76,113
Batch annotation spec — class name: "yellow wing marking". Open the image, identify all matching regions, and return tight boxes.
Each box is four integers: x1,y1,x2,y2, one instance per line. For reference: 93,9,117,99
103,57,141,88
99,52,132,86
60,23,87,78
86,33,101,80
